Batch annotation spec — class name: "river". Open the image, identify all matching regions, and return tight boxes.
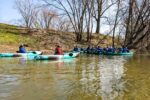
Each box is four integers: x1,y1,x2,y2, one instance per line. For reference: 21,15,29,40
0,54,150,100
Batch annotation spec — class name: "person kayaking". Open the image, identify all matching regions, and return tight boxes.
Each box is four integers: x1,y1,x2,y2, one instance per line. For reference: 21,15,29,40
107,46,115,53
73,45,79,52
117,47,123,53
122,47,129,53
90,46,95,54
18,44,27,53
97,46,103,54
86,45,91,54
54,45,63,55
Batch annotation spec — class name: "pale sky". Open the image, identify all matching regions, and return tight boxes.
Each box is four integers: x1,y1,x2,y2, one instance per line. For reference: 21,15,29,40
0,0,113,34
0,0,21,24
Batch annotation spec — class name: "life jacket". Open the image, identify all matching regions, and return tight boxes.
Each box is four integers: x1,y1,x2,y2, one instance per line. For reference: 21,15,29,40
55,47,63,55
19,47,27,53
123,47,129,53
86,47,91,53
73,47,78,51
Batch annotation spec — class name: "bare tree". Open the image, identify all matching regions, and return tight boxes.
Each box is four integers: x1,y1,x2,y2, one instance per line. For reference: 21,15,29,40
112,0,121,48
42,8,58,30
42,0,88,42
96,0,126,47
124,0,134,46
93,0,116,34
85,0,94,42
15,0,38,32
31,6,59,32
55,18,72,32
124,0,150,50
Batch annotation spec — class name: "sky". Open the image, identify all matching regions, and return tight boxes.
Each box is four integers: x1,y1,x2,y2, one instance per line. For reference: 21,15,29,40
0,0,22,24
0,0,113,34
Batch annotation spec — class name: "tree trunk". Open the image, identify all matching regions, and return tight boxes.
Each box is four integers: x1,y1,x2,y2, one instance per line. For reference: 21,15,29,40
95,0,102,34
124,0,133,46
76,32,82,42
96,19,100,34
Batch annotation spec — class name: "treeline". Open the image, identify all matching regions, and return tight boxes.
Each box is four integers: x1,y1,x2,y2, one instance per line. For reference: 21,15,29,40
15,0,150,50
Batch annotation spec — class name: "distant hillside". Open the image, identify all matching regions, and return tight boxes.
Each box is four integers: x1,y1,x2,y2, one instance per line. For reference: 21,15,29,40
0,23,114,53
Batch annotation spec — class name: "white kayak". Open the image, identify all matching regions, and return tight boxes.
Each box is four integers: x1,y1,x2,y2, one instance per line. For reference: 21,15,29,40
0,51,42,57
34,52,80,60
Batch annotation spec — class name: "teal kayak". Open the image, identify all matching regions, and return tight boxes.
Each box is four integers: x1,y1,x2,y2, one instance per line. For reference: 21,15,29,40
27,51,42,55
0,51,42,57
103,52,134,56
34,52,79,60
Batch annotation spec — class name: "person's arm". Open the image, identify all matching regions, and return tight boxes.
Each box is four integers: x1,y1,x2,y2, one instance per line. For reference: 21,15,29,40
22,47,27,53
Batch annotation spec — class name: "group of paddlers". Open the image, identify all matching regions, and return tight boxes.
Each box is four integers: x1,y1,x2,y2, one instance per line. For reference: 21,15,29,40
18,44,63,55
17,44,130,55
73,45,130,54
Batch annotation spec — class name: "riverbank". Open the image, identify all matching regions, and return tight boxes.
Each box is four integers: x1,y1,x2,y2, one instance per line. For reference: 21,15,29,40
1,23,149,54
0,23,113,54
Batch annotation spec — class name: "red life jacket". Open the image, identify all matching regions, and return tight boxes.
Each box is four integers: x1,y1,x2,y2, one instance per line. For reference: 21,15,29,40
56,47,63,55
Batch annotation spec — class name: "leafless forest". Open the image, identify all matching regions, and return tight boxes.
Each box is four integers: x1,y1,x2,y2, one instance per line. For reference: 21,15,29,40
15,0,150,51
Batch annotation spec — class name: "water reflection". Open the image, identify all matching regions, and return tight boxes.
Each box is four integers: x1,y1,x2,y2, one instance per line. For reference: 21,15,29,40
100,56,127,100
0,75,20,100
79,56,128,100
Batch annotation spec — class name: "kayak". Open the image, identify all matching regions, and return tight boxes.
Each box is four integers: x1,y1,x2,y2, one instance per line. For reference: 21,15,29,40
34,52,79,60
103,52,134,56
0,53,39,57
0,51,42,57
27,51,42,55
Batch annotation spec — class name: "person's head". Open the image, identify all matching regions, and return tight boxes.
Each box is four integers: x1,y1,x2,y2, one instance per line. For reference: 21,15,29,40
19,44,24,48
57,45,59,47
23,44,28,47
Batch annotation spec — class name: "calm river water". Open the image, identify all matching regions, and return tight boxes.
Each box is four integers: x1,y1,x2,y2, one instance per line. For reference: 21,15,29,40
0,54,150,100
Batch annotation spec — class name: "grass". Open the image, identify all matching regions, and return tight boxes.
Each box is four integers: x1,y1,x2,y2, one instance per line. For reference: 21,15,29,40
0,23,36,46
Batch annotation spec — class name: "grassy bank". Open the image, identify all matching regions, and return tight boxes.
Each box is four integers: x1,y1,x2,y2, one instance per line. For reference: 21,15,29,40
0,23,36,52
0,23,36,45
0,23,113,53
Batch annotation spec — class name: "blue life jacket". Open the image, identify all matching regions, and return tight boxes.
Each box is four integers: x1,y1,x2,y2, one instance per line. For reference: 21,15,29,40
19,47,27,53
86,47,91,53
80,48,84,51
118,48,123,52
108,48,113,52
90,48,95,53
103,48,107,52
122,47,129,53
97,48,103,53
73,47,79,52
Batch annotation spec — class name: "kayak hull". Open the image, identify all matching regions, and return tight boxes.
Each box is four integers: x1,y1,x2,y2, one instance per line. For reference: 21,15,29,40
0,51,42,57
35,52,79,60
27,51,42,55
103,52,134,56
